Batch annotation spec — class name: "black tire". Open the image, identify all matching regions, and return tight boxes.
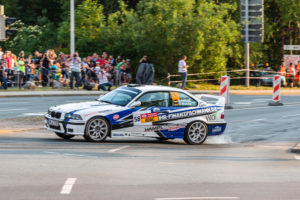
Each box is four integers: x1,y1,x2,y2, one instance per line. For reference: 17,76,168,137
55,132,75,139
184,121,208,145
84,117,110,142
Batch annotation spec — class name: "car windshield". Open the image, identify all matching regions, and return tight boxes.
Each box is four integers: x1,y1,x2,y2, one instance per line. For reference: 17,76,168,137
98,87,141,106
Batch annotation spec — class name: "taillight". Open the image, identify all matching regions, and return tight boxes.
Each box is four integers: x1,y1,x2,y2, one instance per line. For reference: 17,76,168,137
221,113,224,119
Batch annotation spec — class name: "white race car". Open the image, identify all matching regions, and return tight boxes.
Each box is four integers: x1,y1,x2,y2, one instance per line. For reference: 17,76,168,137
45,85,226,145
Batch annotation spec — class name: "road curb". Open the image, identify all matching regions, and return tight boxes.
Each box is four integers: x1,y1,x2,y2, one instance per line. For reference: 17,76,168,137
291,143,300,154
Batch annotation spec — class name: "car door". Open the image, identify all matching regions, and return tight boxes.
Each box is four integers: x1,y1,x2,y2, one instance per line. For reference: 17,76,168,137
131,91,171,133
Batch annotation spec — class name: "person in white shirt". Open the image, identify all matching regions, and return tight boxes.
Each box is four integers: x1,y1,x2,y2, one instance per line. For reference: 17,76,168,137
178,55,189,89
69,52,81,89
97,68,113,91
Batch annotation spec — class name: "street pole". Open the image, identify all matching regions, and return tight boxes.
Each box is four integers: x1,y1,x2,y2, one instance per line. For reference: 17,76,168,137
245,0,250,87
70,0,75,56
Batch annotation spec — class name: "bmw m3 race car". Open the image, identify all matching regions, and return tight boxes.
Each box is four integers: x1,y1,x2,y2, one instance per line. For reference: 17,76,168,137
45,85,227,145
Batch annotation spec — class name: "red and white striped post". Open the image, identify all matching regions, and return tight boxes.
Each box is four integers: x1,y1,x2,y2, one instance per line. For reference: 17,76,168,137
268,75,283,106
220,75,233,109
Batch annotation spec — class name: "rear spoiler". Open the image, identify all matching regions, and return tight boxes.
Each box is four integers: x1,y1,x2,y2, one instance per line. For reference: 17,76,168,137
195,94,225,107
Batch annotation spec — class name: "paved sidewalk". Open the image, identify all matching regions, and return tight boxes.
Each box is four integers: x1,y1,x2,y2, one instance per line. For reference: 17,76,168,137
0,89,300,98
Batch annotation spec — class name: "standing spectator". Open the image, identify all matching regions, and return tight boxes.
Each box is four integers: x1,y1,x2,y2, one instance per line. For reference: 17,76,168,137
69,52,81,89
118,59,126,85
97,68,113,91
178,55,189,89
136,56,155,85
0,62,7,90
81,57,89,85
0,47,3,61
4,51,13,81
286,63,295,88
25,54,35,81
17,53,26,87
109,55,115,66
125,59,132,84
297,61,300,74
40,51,51,86
278,62,286,86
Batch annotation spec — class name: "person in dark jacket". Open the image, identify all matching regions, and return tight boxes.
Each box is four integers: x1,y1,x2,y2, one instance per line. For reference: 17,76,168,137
136,56,154,85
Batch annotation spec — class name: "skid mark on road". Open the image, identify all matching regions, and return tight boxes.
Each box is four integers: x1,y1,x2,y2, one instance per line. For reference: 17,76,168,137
60,178,77,194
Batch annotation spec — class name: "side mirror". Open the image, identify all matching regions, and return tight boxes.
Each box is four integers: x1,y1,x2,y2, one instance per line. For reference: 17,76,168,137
130,101,141,108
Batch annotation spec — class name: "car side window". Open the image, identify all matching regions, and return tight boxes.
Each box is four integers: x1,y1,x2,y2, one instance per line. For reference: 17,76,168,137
138,92,169,107
170,92,198,107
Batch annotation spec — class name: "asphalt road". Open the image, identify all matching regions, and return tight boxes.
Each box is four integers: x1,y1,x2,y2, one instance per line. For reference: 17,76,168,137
0,95,300,200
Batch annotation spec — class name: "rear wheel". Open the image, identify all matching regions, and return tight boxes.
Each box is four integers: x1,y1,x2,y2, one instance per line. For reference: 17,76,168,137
184,121,208,145
55,132,75,139
84,117,110,142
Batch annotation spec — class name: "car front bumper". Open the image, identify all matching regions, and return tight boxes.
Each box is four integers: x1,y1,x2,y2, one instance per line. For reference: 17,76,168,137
45,114,85,135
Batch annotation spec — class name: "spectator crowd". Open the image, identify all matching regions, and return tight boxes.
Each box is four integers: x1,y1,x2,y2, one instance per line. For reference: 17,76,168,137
0,47,133,91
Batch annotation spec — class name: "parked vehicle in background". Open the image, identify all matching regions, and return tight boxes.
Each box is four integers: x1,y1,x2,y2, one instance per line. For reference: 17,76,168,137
250,70,282,87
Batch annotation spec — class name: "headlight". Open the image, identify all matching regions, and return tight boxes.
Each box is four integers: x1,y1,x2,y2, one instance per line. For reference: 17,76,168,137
65,113,82,120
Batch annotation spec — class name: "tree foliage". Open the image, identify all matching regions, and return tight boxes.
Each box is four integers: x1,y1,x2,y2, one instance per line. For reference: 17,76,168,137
1,0,299,76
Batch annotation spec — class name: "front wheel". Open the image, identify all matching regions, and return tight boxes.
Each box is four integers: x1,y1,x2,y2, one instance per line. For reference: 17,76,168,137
184,121,208,145
55,132,75,139
84,117,110,142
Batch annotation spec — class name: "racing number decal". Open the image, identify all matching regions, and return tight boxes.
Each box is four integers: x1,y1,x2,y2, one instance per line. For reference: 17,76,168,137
141,112,158,123
171,92,180,106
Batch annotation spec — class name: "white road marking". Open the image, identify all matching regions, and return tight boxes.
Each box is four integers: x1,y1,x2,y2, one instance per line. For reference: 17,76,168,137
234,102,252,105
294,156,300,160
108,145,129,153
22,112,46,116
154,197,240,200
282,114,300,118
63,153,97,158
252,98,270,102
0,108,27,112
60,178,77,194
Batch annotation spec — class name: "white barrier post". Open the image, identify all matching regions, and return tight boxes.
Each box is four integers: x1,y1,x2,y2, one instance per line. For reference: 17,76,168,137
268,75,283,106
220,75,233,109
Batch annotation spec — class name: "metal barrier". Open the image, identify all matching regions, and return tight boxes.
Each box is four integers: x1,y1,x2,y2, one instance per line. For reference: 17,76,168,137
166,69,280,87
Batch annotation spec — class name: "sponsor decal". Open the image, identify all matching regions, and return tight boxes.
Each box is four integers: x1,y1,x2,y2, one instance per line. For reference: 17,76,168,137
113,114,120,120
168,125,185,131
158,107,217,121
144,126,165,132
206,113,217,121
144,125,186,132
141,112,158,123
212,126,222,133
84,112,98,117
178,99,195,106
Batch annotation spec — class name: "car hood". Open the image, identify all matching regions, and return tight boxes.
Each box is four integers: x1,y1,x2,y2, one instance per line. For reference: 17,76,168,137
50,101,120,113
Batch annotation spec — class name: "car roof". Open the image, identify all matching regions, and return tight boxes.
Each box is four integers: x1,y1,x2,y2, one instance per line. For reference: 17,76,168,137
125,84,186,93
